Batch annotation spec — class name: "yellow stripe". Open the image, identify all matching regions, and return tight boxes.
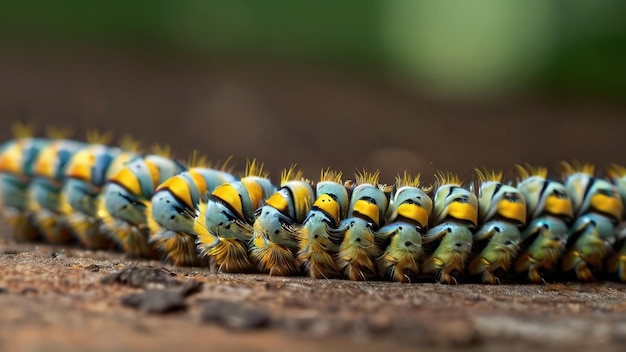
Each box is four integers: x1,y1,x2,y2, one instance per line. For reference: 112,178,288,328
65,150,95,180
109,168,142,195
0,144,21,173
314,194,340,222
266,191,289,212
544,195,574,218
242,178,265,209
33,145,58,178
290,183,313,222
158,176,194,210
496,200,527,225
189,169,208,196
144,160,161,189
212,183,245,220
591,193,623,221
353,199,380,226
397,203,429,228
447,202,478,226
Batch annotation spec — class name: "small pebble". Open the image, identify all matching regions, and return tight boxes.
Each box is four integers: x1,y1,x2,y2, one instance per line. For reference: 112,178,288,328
201,300,270,331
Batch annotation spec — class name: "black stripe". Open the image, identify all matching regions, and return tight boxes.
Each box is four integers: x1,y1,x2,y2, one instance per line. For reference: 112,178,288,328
491,183,502,200
582,177,596,203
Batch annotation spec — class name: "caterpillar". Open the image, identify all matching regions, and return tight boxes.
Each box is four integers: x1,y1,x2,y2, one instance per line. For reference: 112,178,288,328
421,172,477,284
0,124,48,242
334,170,391,281
28,130,87,244
296,168,349,279
469,169,525,284
376,172,431,283
194,160,276,273
147,157,238,267
514,165,573,283
62,132,139,249
250,166,314,276
99,147,187,258
6,131,626,285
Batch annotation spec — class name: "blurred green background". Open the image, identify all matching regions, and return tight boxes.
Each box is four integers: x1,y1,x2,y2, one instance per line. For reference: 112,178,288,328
3,1,625,99
1,1,625,183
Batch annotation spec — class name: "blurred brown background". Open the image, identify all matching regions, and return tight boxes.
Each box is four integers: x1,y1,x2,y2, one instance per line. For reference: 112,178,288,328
1,1,625,185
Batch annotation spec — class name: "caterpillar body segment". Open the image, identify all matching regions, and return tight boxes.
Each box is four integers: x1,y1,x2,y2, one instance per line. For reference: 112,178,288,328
559,162,622,282
100,153,186,258
296,169,349,279
251,167,315,276
335,171,391,281
0,137,48,241
376,173,432,283
514,165,573,283
62,143,137,249
421,172,476,284
469,170,525,284
195,161,276,273
469,221,521,284
29,139,87,244
606,165,626,282
148,167,238,266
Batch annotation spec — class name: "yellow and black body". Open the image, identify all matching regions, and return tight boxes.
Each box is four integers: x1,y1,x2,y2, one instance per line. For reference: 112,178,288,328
29,138,87,244
514,165,574,283
606,164,626,282
99,152,186,258
148,166,237,266
62,138,137,249
296,169,349,279
335,171,391,281
194,160,276,273
0,134,48,242
376,173,432,283
469,170,526,284
421,172,477,284
251,167,314,276
560,162,622,282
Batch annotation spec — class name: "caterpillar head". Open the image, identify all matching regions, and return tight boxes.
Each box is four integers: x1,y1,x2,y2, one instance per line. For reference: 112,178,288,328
516,164,573,222
476,168,526,226
386,172,432,229
347,170,391,229
561,161,622,222
313,168,350,225
263,166,314,223
431,171,478,228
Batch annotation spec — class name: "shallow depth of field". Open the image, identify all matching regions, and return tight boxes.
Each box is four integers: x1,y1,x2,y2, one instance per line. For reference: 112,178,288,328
1,2,626,351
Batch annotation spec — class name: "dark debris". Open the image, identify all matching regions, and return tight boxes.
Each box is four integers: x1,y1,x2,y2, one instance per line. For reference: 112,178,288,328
201,299,270,331
101,265,181,288
121,280,203,314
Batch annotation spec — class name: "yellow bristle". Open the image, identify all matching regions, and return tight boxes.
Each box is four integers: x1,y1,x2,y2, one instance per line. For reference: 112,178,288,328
319,167,343,183
210,155,235,174
559,160,595,178
118,135,142,153
355,169,381,186
475,168,503,183
244,159,270,178
86,129,114,145
607,164,626,179
12,122,36,138
434,170,463,187
150,143,172,158
46,126,74,139
515,164,548,180
395,171,431,193
395,171,422,188
280,164,305,185
186,150,209,169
